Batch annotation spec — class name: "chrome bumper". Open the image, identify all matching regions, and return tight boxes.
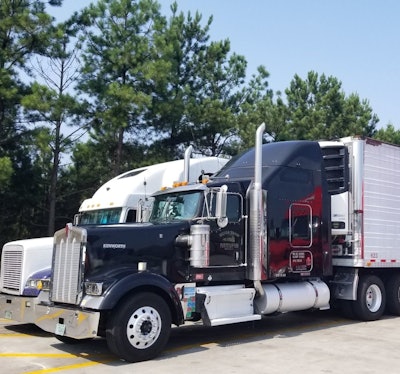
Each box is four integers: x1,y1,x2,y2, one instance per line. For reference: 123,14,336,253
0,294,38,323
34,304,100,339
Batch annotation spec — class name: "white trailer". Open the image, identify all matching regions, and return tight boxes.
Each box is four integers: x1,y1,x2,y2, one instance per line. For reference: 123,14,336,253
321,137,400,319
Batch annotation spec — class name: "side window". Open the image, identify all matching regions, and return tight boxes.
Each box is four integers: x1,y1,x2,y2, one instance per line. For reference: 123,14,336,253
226,194,242,222
80,208,122,225
289,203,312,248
126,209,136,223
204,192,242,222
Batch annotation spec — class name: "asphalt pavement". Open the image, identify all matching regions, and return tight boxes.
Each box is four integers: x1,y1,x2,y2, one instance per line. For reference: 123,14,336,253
1,309,399,373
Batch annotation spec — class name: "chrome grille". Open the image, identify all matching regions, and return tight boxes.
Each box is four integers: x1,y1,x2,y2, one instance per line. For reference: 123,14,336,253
1,247,23,291
51,225,86,305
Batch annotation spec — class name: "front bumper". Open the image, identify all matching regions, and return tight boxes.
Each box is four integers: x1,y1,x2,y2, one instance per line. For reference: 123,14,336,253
0,293,43,323
34,303,100,339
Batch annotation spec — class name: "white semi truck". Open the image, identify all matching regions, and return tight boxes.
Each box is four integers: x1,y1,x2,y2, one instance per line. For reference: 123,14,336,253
0,150,228,324
33,124,400,362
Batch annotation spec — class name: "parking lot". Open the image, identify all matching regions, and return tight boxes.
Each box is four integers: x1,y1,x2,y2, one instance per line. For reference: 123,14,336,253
1,310,400,374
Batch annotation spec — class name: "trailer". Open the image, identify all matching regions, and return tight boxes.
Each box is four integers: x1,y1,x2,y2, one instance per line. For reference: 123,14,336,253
33,124,400,362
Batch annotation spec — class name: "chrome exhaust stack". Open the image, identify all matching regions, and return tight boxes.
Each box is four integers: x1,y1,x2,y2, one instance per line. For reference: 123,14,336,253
247,123,267,282
183,145,193,183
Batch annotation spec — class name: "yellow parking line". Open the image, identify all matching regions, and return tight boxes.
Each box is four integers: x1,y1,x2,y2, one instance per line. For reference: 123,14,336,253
24,360,114,374
0,353,115,373
0,316,352,372
0,353,85,358
0,333,32,337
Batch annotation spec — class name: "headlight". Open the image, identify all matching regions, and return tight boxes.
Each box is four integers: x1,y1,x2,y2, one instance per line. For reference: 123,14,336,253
26,279,43,290
26,278,50,290
26,279,42,290
40,279,51,291
85,282,103,296
23,277,50,296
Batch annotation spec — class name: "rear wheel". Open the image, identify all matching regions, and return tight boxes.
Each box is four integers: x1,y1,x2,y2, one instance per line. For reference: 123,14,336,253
106,292,171,362
353,275,385,321
385,273,400,315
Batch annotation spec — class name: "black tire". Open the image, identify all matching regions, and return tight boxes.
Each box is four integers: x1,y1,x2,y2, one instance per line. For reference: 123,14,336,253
353,275,386,321
386,273,400,315
106,292,171,362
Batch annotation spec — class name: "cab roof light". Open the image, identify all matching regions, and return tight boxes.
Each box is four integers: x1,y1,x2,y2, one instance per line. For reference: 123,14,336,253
172,181,189,188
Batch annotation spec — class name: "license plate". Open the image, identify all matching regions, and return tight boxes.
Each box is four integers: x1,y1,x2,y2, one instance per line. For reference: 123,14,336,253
55,323,66,336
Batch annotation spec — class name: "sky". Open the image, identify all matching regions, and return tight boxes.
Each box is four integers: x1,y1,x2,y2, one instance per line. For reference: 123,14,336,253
47,0,400,129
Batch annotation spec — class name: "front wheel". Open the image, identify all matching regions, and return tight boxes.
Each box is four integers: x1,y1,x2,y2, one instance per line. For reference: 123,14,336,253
353,275,386,321
106,292,171,362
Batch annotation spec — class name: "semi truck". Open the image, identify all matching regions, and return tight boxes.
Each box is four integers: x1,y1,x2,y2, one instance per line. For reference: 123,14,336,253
34,123,400,362
0,150,228,324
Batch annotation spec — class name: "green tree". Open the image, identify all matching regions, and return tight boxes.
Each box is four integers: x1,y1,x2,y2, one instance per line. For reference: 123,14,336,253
374,124,400,145
56,141,107,224
0,0,62,245
276,71,378,141
234,65,274,151
22,22,81,235
149,3,249,158
76,0,167,176
0,0,58,142
183,43,245,156
0,156,12,188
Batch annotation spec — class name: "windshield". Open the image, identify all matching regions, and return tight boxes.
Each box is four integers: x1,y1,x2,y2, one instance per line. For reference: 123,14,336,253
80,208,122,225
150,191,202,222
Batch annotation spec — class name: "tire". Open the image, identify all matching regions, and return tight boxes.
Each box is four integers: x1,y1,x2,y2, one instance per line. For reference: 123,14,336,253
353,275,386,321
385,273,400,315
106,292,171,362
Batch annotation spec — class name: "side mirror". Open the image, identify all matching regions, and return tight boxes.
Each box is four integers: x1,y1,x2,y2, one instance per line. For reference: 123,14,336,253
136,199,144,222
215,185,228,228
135,199,153,223
73,214,80,226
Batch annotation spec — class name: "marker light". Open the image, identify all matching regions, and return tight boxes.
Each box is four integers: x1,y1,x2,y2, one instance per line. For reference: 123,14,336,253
173,181,189,188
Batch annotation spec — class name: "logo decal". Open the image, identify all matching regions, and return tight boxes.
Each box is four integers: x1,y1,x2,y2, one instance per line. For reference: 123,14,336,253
103,243,127,249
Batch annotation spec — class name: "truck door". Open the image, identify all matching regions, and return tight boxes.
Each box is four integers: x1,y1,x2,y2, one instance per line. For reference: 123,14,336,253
208,193,245,266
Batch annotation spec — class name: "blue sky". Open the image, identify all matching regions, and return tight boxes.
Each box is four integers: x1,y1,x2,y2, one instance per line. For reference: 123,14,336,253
48,0,400,129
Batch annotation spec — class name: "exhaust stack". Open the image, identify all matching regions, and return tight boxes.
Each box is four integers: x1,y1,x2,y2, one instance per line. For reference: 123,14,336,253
247,123,267,281
183,145,193,183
